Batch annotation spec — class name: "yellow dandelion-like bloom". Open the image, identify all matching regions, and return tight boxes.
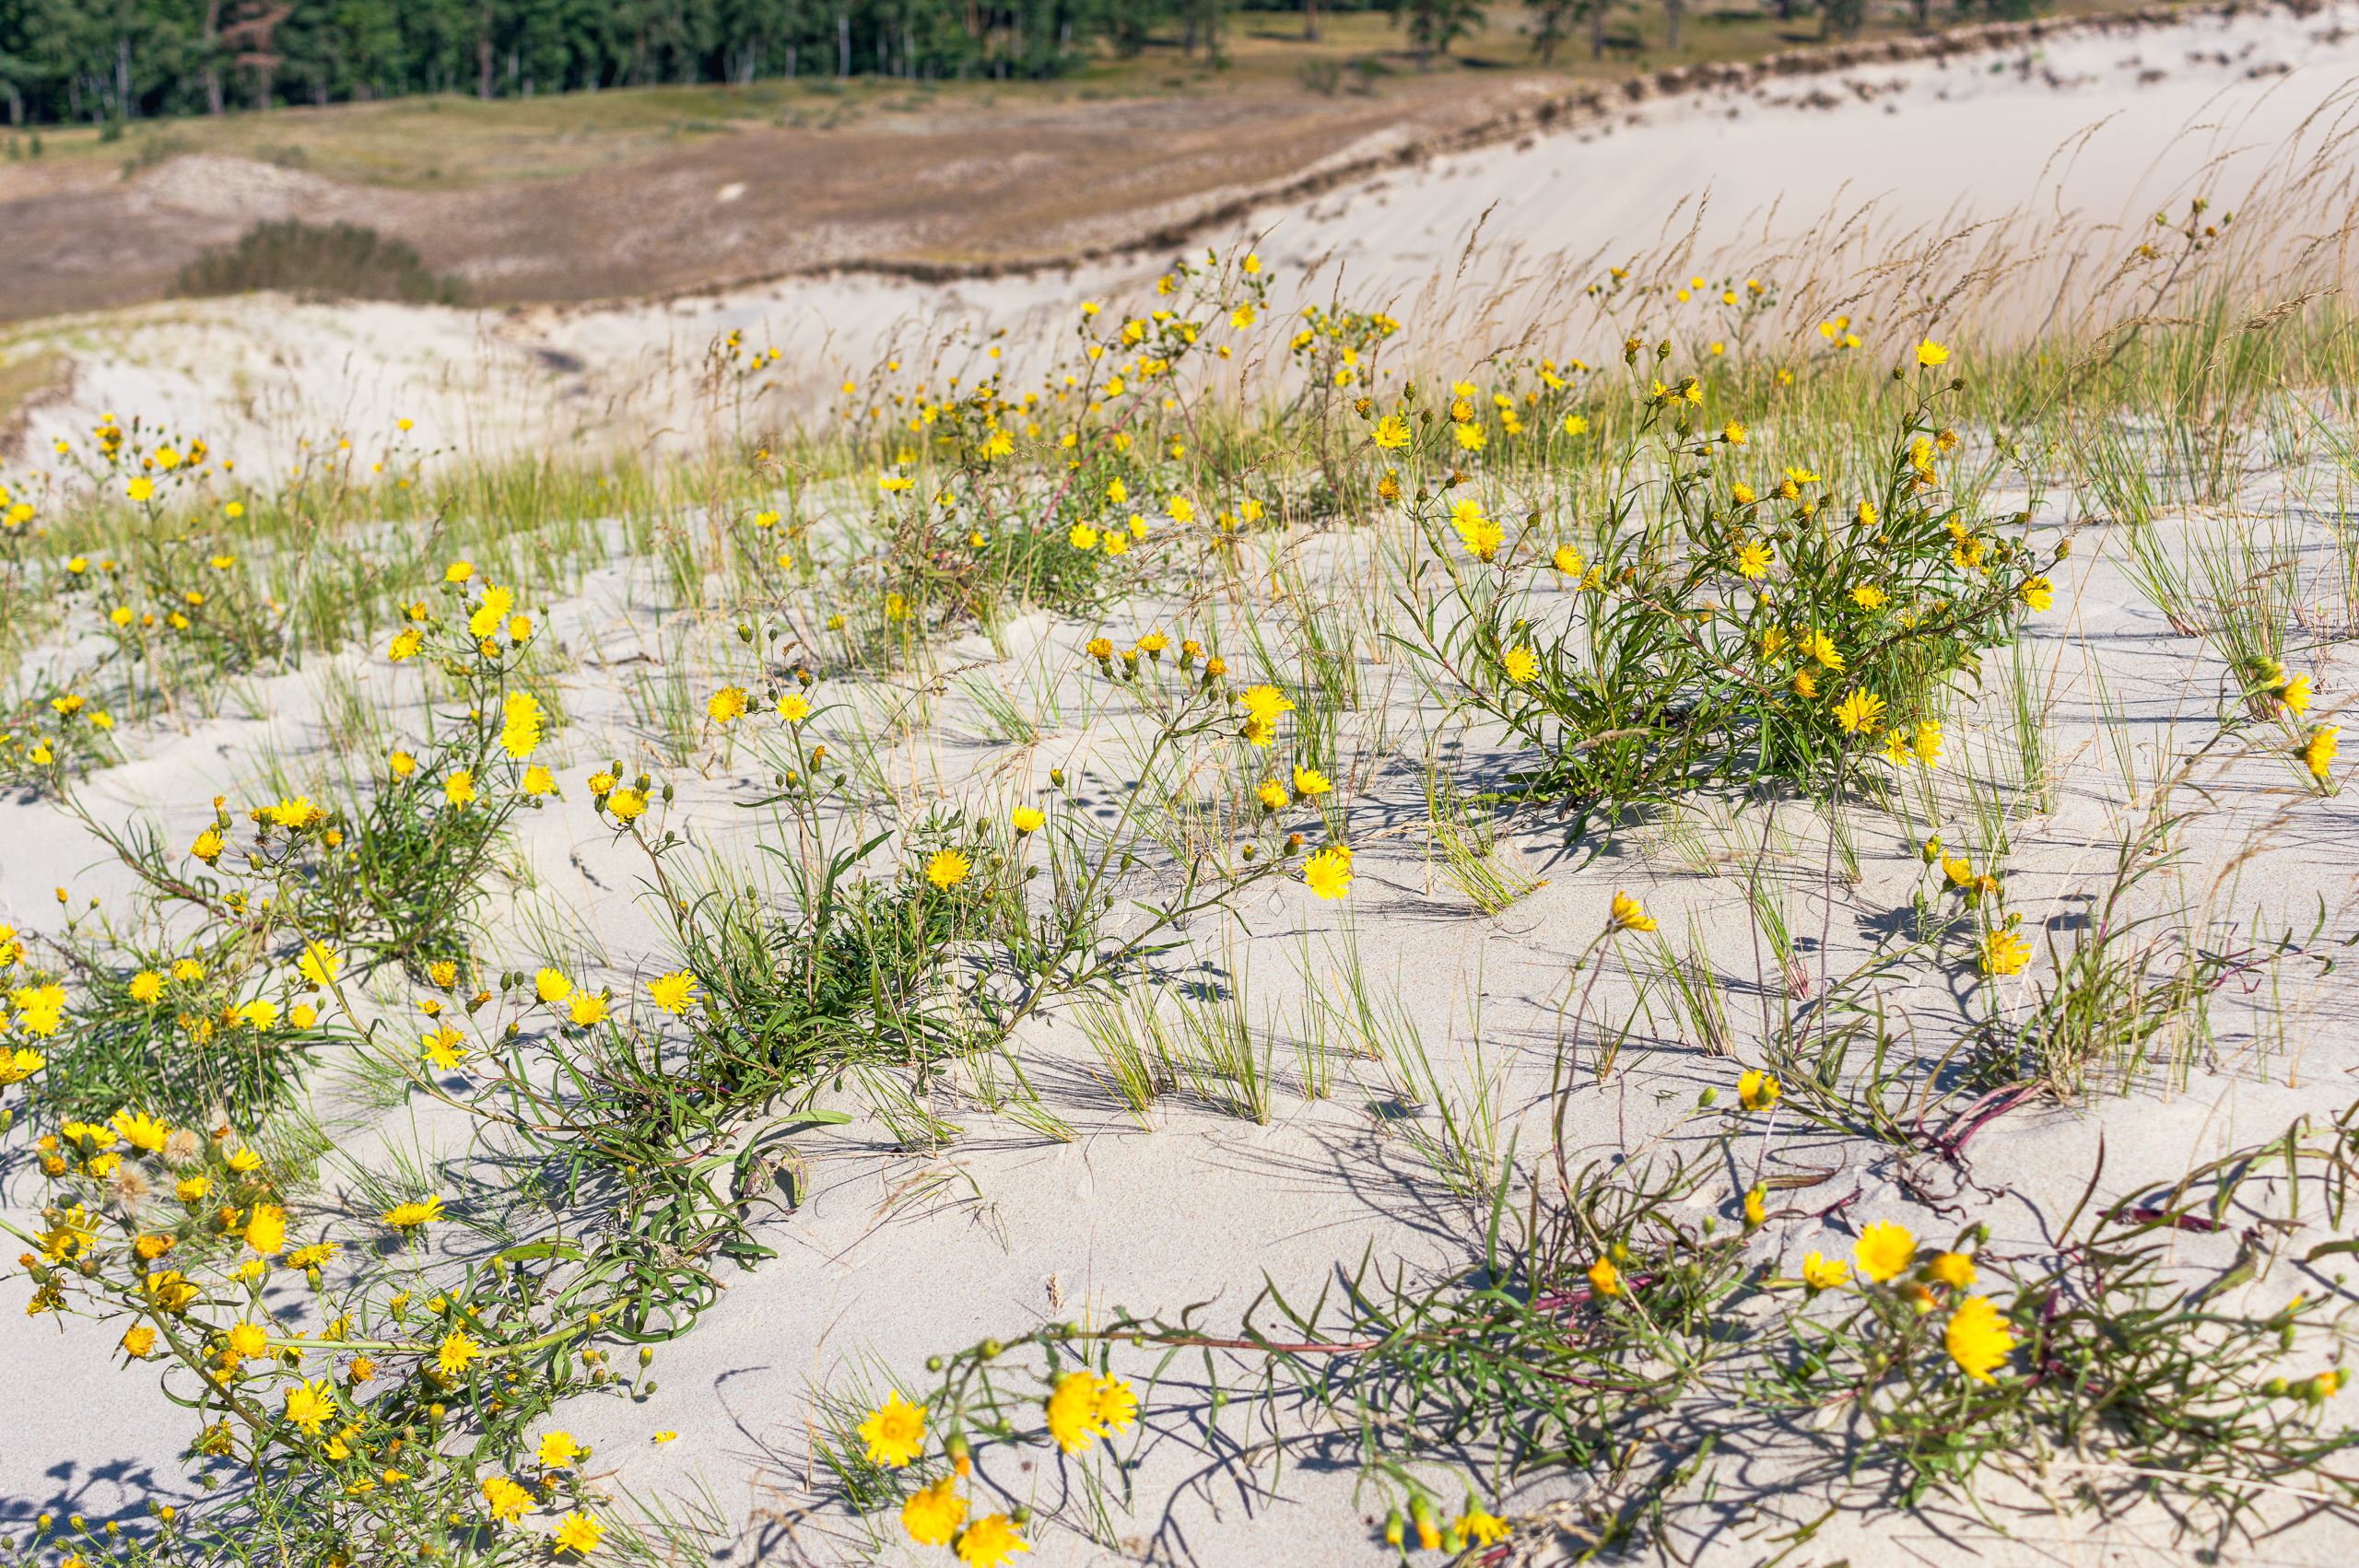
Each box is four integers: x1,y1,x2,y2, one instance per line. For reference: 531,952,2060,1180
778,692,812,722
1256,779,1289,811
1944,1295,2015,1384
481,1474,533,1524
1304,846,1354,900
535,968,573,1003
1372,415,1411,449
649,972,699,1014
1292,766,1332,797
1912,721,1943,766
707,686,749,724
1981,929,2030,976
903,1475,967,1546
2303,725,2339,781
1011,806,1046,834
925,849,971,890
284,1378,338,1435
1609,892,1655,932
1552,544,1584,576
569,992,609,1027
955,1515,1029,1565
1916,339,1950,368
1855,1221,1917,1283
1587,1258,1621,1297
1851,584,1889,611
1801,1252,1849,1292
1502,646,1539,684
551,1511,605,1555
2021,576,2053,612
1737,1070,1780,1111
1242,685,1295,726
1046,1369,1105,1453
857,1390,926,1468
382,1196,445,1230
1734,542,1773,579
1926,1251,1977,1289
437,1331,484,1378
443,771,477,808
537,1431,585,1468
1834,689,1885,734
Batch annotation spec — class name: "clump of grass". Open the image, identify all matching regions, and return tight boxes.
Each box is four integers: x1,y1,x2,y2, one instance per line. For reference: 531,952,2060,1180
175,220,470,306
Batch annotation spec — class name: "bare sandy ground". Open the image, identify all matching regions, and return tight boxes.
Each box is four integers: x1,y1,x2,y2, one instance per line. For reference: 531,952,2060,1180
5,7,2359,1566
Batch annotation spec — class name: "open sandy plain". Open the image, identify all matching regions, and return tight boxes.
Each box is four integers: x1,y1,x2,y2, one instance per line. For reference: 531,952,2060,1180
5,6,2359,1568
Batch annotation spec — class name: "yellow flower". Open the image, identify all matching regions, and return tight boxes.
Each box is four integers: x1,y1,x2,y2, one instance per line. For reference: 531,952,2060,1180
1450,499,1503,562
1722,420,1748,445
239,998,281,1030
858,1390,926,1468
955,1515,1029,1565
1855,1221,1918,1282
499,692,543,757
11,982,67,1036
1304,846,1354,900
1372,415,1411,449
438,1331,484,1378
1916,339,1950,368
128,476,156,501
1068,524,1098,550
1945,1295,2014,1384
707,687,749,724
1242,685,1294,726
226,1320,270,1361
2303,725,2339,781
1801,1253,1849,1292
481,1474,533,1523
229,1145,262,1172
522,765,557,796
535,968,573,1003
299,942,339,987
903,1474,967,1545
1257,779,1290,811
1011,807,1046,834
122,1325,158,1358
446,560,475,582
1292,766,1332,797
1587,1258,1621,1297
925,849,971,890
1805,630,1843,670
466,585,515,640
1735,542,1772,579
1106,478,1128,505
245,1203,288,1256
1926,1251,1977,1289
1743,1186,1767,1228
1046,1369,1105,1453
551,1511,605,1556
1095,1374,1138,1433
2280,673,2313,716
1608,892,1655,932
1502,646,1539,685
569,992,609,1027
1834,690,1885,735
443,771,477,807
1454,422,1486,451
112,1109,170,1152
537,1431,585,1468
1732,481,1757,505
649,973,699,1014
777,692,811,722
382,1196,445,1229
1981,930,2030,977
284,1379,337,1435
2021,575,2053,612
607,788,648,822
1552,544,1584,576
1912,721,1943,766
1563,413,1589,437
389,751,417,779
1737,1070,1779,1111
1850,584,1889,611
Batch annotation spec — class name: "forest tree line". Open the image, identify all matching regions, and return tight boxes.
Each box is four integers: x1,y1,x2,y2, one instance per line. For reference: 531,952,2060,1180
0,0,2048,126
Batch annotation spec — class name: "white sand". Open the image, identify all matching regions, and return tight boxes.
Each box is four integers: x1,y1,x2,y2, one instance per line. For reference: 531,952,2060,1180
6,8,2359,1564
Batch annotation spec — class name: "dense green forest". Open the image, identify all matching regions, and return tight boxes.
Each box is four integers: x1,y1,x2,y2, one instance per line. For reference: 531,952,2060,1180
0,0,2048,126
0,0,1320,121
